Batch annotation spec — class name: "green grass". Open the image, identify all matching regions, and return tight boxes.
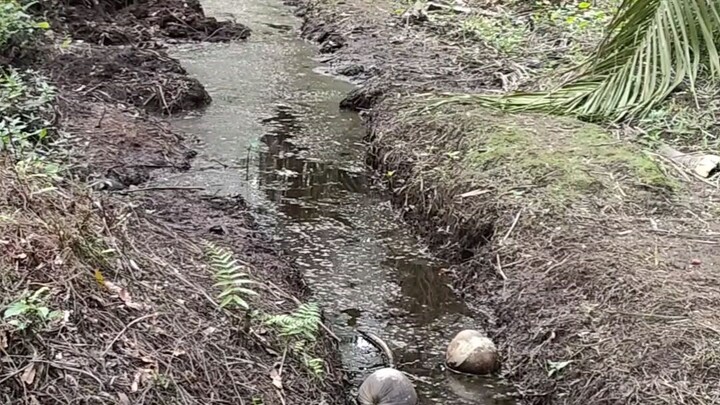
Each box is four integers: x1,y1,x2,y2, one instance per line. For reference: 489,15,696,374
459,112,673,204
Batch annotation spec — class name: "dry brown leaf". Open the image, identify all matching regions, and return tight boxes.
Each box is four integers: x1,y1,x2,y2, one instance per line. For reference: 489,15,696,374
20,364,36,386
0,330,8,350
270,368,283,390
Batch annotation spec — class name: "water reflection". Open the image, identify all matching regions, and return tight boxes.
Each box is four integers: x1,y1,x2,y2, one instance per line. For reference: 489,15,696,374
167,0,516,398
254,107,515,404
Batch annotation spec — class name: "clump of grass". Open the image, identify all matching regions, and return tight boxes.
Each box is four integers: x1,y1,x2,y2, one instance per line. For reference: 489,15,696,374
461,113,674,204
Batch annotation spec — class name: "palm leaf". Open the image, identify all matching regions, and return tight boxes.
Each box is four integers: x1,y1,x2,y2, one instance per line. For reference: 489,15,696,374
442,0,720,121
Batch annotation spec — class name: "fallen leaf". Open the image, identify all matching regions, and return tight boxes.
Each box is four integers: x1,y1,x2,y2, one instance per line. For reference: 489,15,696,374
117,288,131,303
172,349,186,357
202,326,217,337
0,331,7,350
20,364,36,385
94,269,106,288
270,368,283,390
118,393,130,405
547,360,573,377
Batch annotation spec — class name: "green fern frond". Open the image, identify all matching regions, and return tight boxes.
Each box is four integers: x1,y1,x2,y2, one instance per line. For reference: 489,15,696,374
205,242,259,311
302,354,325,378
265,303,321,341
264,303,325,378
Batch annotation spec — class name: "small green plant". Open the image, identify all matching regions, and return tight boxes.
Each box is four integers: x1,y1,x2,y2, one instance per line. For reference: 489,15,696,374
3,287,61,331
265,303,325,378
0,0,50,53
0,67,55,155
461,14,527,53
205,242,259,310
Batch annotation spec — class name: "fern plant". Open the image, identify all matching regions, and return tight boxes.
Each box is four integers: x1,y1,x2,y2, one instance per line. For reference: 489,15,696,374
205,242,259,310
265,303,325,378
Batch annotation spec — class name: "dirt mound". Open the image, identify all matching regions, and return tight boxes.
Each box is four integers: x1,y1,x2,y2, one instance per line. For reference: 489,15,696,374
45,0,250,46
59,98,195,187
369,98,720,404
48,46,210,114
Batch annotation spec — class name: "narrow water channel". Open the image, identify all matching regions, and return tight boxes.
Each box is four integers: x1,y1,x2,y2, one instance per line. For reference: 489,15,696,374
162,0,514,403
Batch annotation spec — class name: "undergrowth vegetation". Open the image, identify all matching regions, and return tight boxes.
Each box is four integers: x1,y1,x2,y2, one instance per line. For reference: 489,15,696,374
204,243,326,378
265,303,325,378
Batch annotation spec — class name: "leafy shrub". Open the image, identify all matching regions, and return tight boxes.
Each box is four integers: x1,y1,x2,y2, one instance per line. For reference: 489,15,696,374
0,67,55,154
0,0,49,55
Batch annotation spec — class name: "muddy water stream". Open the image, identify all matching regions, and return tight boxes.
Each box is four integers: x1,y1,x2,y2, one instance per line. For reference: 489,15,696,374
163,0,514,403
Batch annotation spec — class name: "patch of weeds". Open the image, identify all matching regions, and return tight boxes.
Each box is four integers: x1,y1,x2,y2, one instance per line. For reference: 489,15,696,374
531,0,619,61
0,67,55,155
461,113,673,204
264,303,325,378
461,13,528,54
639,94,720,151
3,287,62,332
0,0,50,54
75,238,116,269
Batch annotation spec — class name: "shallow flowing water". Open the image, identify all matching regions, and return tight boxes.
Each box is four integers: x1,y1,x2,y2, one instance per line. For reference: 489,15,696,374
163,0,514,402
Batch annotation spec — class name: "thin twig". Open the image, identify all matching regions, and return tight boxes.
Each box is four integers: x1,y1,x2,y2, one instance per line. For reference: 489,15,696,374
495,253,507,281
101,313,160,357
116,186,206,194
502,209,523,243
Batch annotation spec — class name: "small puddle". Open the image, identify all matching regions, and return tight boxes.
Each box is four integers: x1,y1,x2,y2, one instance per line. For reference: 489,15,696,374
162,0,515,403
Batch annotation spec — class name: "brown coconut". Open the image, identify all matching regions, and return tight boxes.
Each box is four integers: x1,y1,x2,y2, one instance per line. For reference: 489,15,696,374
357,368,418,405
445,330,499,375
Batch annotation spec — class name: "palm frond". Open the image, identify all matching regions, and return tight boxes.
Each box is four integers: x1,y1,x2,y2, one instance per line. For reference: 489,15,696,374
444,0,720,121
205,242,259,311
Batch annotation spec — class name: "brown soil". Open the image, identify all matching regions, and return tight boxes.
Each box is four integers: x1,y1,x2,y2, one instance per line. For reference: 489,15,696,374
44,0,250,46
0,1,344,404
49,46,211,115
295,0,720,404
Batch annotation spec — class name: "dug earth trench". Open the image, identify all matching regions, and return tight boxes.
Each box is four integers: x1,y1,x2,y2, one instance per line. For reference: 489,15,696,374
1,1,344,404
295,0,720,404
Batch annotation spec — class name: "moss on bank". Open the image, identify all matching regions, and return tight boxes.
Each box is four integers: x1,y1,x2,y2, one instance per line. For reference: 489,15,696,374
410,104,674,207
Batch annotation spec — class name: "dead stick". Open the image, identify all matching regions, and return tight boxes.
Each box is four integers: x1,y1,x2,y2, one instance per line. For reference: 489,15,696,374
116,186,206,194
502,209,523,243
101,313,160,356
